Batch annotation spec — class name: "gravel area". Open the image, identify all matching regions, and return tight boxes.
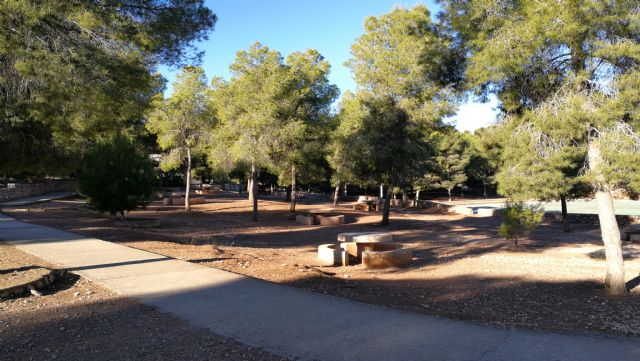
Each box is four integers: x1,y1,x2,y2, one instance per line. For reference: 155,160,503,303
4,193,640,338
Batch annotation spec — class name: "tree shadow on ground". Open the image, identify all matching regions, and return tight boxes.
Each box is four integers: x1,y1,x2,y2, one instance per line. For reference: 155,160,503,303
287,272,640,338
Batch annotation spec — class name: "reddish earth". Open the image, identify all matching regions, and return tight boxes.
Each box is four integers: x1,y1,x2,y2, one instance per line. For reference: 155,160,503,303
4,193,640,338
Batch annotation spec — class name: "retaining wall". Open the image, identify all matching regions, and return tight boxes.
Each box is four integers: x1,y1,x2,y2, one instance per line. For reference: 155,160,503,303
0,181,75,202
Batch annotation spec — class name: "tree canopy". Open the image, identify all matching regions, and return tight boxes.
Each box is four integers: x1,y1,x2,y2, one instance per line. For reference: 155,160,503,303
0,0,216,177
146,66,213,211
440,0,640,296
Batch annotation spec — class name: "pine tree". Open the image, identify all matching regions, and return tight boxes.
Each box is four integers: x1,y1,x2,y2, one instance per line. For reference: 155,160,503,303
344,5,461,225
146,66,213,211
208,43,291,221
440,0,640,296
77,134,157,218
0,1,216,175
433,129,471,202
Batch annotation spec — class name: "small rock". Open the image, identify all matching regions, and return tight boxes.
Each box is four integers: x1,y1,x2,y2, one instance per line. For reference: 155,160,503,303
73,292,80,297
29,286,42,297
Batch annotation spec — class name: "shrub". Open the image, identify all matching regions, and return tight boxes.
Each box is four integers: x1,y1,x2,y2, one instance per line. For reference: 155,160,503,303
498,201,544,246
77,134,157,218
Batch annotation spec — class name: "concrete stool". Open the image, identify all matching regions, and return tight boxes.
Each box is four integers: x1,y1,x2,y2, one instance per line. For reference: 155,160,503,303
317,244,349,266
296,214,315,225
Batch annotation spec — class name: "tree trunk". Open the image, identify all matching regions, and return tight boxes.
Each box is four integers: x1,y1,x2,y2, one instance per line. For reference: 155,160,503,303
381,185,393,226
380,184,384,198
483,181,488,198
185,147,192,212
251,164,258,222
333,182,340,205
588,142,626,297
343,183,348,197
415,189,421,208
460,186,464,198
285,185,291,202
248,177,254,203
289,164,297,213
402,189,408,207
560,194,570,233
447,188,452,203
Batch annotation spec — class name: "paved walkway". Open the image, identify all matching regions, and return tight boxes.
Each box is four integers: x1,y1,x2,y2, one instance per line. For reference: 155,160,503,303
0,191,75,207
1,214,639,361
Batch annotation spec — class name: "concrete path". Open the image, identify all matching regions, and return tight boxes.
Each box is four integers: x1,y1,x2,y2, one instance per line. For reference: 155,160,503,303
0,191,75,207
1,214,639,361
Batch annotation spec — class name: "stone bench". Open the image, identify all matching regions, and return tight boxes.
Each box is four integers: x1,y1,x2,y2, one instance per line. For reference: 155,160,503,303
195,189,218,195
623,225,640,242
340,242,413,268
353,202,379,211
163,197,206,206
296,211,345,226
315,213,345,225
296,214,315,225
362,246,413,269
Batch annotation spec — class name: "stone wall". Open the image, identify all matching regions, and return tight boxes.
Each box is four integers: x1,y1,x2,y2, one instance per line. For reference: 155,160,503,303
0,181,76,203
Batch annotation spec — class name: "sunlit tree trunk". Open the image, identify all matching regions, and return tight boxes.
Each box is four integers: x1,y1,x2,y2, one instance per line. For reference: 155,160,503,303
333,182,340,205
447,188,452,202
415,189,421,207
380,184,384,198
588,142,626,297
185,147,192,212
248,177,253,202
560,194,570,233
381,185,393,226
289,164,297,212
251,164,258,221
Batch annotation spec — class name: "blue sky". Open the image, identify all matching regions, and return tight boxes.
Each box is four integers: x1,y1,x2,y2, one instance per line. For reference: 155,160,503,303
159,0,498,132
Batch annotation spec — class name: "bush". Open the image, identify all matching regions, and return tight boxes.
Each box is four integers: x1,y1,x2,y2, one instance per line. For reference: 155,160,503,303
77,134,157,217
498,201,544,245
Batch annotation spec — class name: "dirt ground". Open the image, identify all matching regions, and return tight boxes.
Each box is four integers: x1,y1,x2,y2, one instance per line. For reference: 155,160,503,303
4,193,640,338
0,242,287,361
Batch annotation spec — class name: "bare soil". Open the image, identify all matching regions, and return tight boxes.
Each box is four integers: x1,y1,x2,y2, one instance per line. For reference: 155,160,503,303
0,242,287,361
4,193,640,338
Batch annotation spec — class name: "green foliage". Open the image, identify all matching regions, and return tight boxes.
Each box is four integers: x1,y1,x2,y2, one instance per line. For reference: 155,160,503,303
432,129,471,199
147,66,213,171
498,202,544,245
337,95,431,188
0,1,215,176
346,5,460,123
333,5,461,204
209,44,338,182
77,134,157,217
439,0,640,199
208,43,291,172
271,49,339,185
